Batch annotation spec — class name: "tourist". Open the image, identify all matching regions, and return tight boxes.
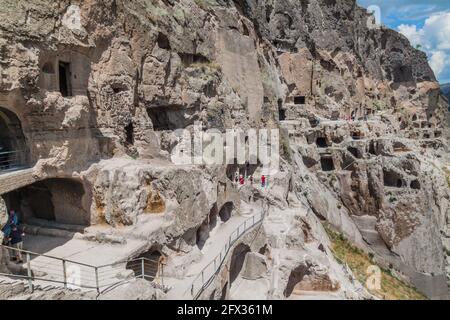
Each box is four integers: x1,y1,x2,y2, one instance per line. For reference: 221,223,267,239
1,210,18,241
249,175,253,185
261,175,266,188
239,175,244,185
9,224,25,263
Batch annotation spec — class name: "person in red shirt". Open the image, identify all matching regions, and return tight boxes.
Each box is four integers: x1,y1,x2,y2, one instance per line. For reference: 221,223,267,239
261,175,266,187
239,175,244,185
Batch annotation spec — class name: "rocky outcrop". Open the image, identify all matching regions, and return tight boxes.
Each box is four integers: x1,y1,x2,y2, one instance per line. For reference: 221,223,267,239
0,0,448,299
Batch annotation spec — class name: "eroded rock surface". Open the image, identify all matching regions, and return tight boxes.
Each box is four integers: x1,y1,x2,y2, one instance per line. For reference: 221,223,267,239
0,0,448,299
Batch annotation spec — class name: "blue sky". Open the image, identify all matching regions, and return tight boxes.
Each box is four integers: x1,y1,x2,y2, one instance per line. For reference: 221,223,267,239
357,0,450,83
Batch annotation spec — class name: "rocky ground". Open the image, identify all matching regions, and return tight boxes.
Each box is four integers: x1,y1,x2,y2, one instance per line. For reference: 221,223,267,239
0,0,449,300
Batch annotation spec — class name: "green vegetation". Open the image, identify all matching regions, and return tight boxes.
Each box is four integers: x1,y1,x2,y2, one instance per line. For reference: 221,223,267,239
324,225,426,300
443,167,450,188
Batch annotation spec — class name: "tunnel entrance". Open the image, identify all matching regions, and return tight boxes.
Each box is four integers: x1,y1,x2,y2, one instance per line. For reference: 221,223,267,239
58,61,72,97
0,107,28,173
2,178,89,226
229,243,250,285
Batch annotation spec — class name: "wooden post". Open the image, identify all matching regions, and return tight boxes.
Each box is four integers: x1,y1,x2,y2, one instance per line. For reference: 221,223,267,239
95,267,100,294
26,253,33,293
62,260,67,288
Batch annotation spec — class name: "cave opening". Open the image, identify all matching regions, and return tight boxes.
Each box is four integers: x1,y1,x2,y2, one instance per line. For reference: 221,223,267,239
126,249,162,282
294,96,306,105
383,169,404,188
410,180,421,190
147,105,190,131
229,243,251,285
2,178,89,226
320,157,334,171
0,107,28,173
284,264,309,297
278,99,286,121
196,204,219,249
58,61,72,97
157,33,170,50
316,137,328,148
219,202,234,222
125,122,134,145
347,146,361,159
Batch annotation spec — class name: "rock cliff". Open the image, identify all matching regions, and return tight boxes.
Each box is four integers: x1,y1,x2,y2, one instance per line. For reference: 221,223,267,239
0,0,448,299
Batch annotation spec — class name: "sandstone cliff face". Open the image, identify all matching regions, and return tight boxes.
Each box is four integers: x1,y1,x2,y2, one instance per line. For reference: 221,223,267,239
0,0,448,299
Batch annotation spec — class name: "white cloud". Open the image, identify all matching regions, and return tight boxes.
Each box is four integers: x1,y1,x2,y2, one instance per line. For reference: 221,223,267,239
429,51,446,76
397,24,423,47
398,11,450,80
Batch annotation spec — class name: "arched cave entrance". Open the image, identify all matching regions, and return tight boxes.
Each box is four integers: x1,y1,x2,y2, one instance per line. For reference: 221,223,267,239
284,264,309,297
229,243,250,285
2,178,89,226
197,204,219,249
0,107,28,172
126,249,163,281
219,202,234,222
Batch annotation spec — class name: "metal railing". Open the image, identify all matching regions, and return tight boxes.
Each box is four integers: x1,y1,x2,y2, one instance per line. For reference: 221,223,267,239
0,245,168,294
187,209,266,300
0,150,27,173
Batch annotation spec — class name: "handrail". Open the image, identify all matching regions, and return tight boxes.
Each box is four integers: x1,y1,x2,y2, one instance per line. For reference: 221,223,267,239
0,244,168,294
188,203,267,300
1,245,95,268
0,150,28,172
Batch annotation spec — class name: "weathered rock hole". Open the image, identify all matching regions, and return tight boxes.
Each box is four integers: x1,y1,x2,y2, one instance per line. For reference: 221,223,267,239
302,156,317,169
157,32,170,50
410,180,421,190
42,62,55,74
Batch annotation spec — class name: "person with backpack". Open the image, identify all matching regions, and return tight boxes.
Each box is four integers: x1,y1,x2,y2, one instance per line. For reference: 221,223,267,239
8,224,25,263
